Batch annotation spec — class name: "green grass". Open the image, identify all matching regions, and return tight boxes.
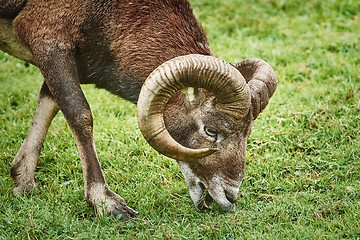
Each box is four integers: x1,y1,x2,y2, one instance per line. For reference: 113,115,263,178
1,0,359,239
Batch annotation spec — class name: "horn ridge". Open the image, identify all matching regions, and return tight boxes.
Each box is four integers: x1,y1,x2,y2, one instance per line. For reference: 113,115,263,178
234,58,277,119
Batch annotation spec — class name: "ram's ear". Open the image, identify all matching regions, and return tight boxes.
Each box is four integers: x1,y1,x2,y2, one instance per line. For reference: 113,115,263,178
235,58,277,120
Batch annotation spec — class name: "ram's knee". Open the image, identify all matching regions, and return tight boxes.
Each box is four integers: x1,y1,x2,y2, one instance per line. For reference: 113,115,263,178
65,107,94,138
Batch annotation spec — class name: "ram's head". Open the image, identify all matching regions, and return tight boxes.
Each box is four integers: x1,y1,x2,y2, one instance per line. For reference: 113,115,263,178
138,54,277,211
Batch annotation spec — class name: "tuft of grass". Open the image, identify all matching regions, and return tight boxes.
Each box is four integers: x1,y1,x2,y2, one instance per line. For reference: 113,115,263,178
1,0,359,239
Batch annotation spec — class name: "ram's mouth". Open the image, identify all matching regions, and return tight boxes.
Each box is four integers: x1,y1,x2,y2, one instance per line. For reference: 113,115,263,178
195,182,236,212
196,183,214,211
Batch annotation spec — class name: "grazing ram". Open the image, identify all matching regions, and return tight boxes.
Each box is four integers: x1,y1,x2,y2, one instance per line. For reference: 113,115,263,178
0,0,277,220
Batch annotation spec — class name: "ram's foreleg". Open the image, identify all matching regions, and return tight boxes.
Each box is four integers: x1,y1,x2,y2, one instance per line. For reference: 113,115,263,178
33,50,137,219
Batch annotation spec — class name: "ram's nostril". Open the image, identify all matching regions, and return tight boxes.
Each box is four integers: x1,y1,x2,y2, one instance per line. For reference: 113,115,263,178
198,182,206,191
225,192,237,204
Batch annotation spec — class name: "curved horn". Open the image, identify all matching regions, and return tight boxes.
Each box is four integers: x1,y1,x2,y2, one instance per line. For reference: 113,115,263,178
235,58,277,119
137,54,251,161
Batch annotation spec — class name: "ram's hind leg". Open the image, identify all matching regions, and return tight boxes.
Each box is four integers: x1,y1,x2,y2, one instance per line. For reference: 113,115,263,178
11,83,59,194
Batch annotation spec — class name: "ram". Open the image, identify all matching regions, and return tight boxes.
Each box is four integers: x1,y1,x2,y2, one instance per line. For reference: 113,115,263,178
0,0,277,220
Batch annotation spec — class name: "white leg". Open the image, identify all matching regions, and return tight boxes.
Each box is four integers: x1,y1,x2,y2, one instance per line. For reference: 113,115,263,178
11,84,59,193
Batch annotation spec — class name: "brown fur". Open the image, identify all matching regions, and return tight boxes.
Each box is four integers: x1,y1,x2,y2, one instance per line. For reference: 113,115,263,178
0,0,28,18
10,0,210,103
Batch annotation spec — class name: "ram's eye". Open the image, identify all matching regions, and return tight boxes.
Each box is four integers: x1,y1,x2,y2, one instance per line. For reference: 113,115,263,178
204,126,218,139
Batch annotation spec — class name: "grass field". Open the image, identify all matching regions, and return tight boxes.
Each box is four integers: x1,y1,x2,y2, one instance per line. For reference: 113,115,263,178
1,0,359,239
